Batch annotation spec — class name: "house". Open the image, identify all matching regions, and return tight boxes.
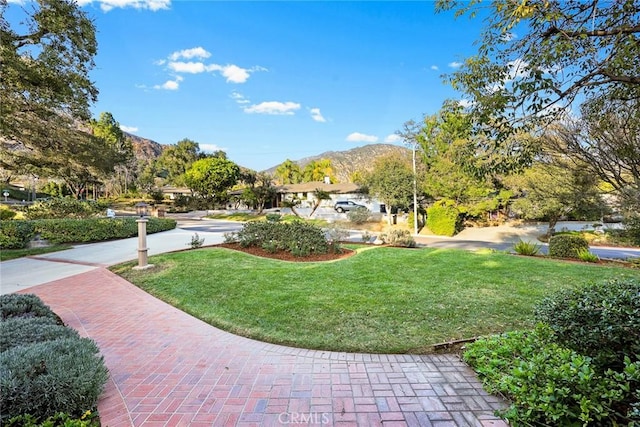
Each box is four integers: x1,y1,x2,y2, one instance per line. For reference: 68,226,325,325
276,181,383,212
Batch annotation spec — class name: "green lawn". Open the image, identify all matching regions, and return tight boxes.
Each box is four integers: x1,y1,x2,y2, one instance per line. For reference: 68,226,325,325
0,245,72,262
112,246,640,353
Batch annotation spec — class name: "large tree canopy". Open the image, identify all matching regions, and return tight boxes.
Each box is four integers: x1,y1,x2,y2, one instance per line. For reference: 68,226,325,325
1,0,98,151
544,98,640,212
437,0,640,138
184,156,240,205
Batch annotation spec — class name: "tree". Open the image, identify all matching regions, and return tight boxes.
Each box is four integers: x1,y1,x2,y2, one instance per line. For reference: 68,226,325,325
183,157,240,206
308,189,332,218
302,159,335,183
506,157,604,235
1,0,98,152
274,159,302,184
89,112,134,196
363,154,414,224
157,139,203,186
240,170,276,213
545,98,640,213
437,0,640,140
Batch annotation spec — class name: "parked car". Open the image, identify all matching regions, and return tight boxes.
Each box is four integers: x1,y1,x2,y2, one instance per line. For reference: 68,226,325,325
334,200,367,213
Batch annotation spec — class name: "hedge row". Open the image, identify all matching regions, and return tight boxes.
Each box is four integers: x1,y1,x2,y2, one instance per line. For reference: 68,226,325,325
0,294,108,424
0,217,177,249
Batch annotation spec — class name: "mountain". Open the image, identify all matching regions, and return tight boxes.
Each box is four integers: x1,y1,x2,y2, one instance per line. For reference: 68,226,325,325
125,132,165,161
264,144,410,183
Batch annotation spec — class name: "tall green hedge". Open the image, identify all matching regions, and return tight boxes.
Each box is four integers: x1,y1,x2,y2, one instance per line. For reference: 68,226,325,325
0,218,177,249
426,199,460,237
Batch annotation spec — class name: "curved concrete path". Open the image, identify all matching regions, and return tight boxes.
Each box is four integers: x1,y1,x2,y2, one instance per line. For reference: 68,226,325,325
23,268,507,426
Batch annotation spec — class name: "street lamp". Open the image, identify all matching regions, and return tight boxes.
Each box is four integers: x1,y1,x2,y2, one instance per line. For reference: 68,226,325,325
412,142,418,236
133,202,153,270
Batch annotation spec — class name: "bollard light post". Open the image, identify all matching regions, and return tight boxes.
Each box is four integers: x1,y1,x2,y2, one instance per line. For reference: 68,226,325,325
133,202,154,270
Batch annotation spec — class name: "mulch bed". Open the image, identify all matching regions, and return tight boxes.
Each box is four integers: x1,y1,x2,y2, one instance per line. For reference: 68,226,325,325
214,242,355,262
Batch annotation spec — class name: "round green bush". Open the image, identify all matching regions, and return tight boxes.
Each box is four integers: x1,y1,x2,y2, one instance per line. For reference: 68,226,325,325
426,200,460,237
0,317,79,352
0,294,61,323
535,279,640,369
548,234,589,258
0,338,109,423
230,220,329,256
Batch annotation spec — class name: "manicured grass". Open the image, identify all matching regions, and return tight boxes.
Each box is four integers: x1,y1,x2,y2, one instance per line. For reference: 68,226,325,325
112,246,640,354
0,245,72,262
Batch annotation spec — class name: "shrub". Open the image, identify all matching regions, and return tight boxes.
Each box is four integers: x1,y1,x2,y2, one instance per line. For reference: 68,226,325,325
548,234,589,258
325,224,349,253
361,230,373,244
265,213,281,222
230,220,329,256
512,239,541,256
463,325,640,426
347,207,371,224
623,214,640,246
0,317,78,352
0,294,61,323
6,411,99,427
0,338,109,423
188,233,205,249
426,199,460,237
0,220,35,249
0,205,17,220
535,279,640,369
576,247,599,262
381,229,416,247
25,198,106,220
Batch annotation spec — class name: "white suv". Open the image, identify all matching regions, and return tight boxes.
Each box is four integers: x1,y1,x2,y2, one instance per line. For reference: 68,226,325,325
334,200,367,213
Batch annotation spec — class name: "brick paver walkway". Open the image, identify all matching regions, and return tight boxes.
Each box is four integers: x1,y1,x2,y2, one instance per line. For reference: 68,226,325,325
25,269,508,427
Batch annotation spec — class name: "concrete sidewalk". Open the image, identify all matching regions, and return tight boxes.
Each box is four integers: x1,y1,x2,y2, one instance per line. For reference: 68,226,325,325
0,221,237,295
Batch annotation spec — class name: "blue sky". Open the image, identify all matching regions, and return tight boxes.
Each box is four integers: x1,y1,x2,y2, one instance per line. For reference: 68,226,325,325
10,0,489,171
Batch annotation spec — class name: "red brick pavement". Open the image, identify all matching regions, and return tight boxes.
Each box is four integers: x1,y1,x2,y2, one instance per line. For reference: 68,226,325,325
24,269,508,427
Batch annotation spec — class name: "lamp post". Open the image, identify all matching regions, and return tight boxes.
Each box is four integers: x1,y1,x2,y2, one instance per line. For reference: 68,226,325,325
133,202,153,270
412,142,418,236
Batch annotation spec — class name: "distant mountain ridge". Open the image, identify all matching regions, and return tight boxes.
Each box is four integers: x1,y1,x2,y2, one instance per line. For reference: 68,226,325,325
125,132,165,161
125,133,409,183
265,144,410,183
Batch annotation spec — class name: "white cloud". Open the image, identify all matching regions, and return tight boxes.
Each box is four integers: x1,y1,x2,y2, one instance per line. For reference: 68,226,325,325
384,134,402,143
169,47,211,61
230,91,250,104
120,125,138,133
458,99,474,108
219,64,250,83
154,76,182,90
430,65,439,71
310,108,326,123
448,61,463,69
346,132,378,143
199,143,225,153
76,0,170,12
155,48,264,86
507,58,529,80
244,101,301,115
168,61,207,74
